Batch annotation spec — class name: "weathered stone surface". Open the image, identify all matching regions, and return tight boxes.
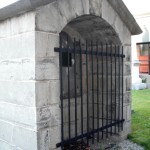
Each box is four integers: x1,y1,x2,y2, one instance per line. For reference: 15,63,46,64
124,91,131,104
126,104,131,121
120,120,131,137
35,58,59,80
0,59,35,80
102,0,116,27
37,127,50,150
49,126,61,149
35,32,59,58
37,104,61,127
126,76,131,91
89,0,102,16
114,16,131,45
124,62,131,76
124,45,131,62
0,102,36,129
0,120,14,142
12,126,37,150
36,1,67,33
108,0,142,35
0,11,35,38
0,0,135,149
0,81,35,106
0,141,13,150
36,80,60,107
57,0,89,22
0,32,35,60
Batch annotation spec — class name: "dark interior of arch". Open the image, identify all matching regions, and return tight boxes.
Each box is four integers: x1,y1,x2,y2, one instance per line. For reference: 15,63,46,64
63,15,121,45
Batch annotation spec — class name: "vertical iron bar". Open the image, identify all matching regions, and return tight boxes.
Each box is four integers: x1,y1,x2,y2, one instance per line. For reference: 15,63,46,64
96,41,100,141
110,45,113,136
67,35,71,148
121,46,124,130
106,44,108,137
59,35,64,150
79,40,84,142
118,46,121,132
101,43,104,139
91,41,95,143
86,40,89,145
115,45,117,133
74,38,77,137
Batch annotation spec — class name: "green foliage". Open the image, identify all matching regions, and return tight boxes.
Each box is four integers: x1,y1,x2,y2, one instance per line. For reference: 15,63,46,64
128,90,150,150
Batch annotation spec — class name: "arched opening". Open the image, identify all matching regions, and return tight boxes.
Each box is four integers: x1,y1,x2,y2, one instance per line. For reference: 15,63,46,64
63,15,121,44
55,15,124,149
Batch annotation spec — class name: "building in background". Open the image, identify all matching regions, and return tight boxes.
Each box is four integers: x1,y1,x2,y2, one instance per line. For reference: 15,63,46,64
123,0,150,89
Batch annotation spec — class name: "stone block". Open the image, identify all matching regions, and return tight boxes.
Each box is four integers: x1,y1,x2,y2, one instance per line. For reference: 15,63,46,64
125,76,131,92
11,126,37,150
0,19,11,38
124,91,131,104
120,120,131,137
126,104,131,121
0,11,35,38
0,102,36,129
36,80,60,107
123,106,127,121
123,46,131,62
35,58,59,80
36,104,61,128
0,81,35,106
124,62,131,76
114,16,131,45
0,59,35,80
0,120,14,142
102,0,116,26
0,32,35,60
37,127,51,150
36,1,67,33
89,0,102,16
35,32,59,58
49,126,61,149
10,11,35,36
0,141,13,150
57,0,88,22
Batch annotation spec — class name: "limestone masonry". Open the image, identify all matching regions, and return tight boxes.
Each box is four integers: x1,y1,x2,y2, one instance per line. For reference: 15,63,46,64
0,0,141,150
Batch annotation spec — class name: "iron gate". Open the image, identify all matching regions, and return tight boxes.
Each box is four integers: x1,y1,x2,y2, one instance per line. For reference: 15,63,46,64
55,33,125,149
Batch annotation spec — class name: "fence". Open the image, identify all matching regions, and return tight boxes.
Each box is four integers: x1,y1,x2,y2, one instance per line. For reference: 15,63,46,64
55,33,125,149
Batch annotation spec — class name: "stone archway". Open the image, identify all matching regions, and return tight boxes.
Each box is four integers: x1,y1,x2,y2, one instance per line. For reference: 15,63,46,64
34,0,134,148
34,0,138,149
0,0,141,150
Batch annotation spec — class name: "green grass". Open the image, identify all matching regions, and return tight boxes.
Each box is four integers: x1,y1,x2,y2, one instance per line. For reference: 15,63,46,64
128,89,150,150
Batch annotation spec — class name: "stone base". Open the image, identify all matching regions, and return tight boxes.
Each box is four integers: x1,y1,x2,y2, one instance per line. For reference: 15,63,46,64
140,74,150,89
132,83,147,90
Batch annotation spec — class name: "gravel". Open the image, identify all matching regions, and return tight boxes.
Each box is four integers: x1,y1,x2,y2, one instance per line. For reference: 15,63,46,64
89,139,144,150
112,140,144,150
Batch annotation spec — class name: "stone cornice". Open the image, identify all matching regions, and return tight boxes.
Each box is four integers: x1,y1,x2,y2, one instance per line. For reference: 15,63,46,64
0,0,55,21
108,0,142,35
0,0,142,35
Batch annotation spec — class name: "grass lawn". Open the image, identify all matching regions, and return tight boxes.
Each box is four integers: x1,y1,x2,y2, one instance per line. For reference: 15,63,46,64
128,89,150,150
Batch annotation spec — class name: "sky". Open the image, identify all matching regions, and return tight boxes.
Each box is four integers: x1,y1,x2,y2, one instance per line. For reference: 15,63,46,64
123,0,150,16
0,0,19,9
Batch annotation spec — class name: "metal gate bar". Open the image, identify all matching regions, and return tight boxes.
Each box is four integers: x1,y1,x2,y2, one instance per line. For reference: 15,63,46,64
56,119,124,148
55,47,125,57
55,34,125,149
